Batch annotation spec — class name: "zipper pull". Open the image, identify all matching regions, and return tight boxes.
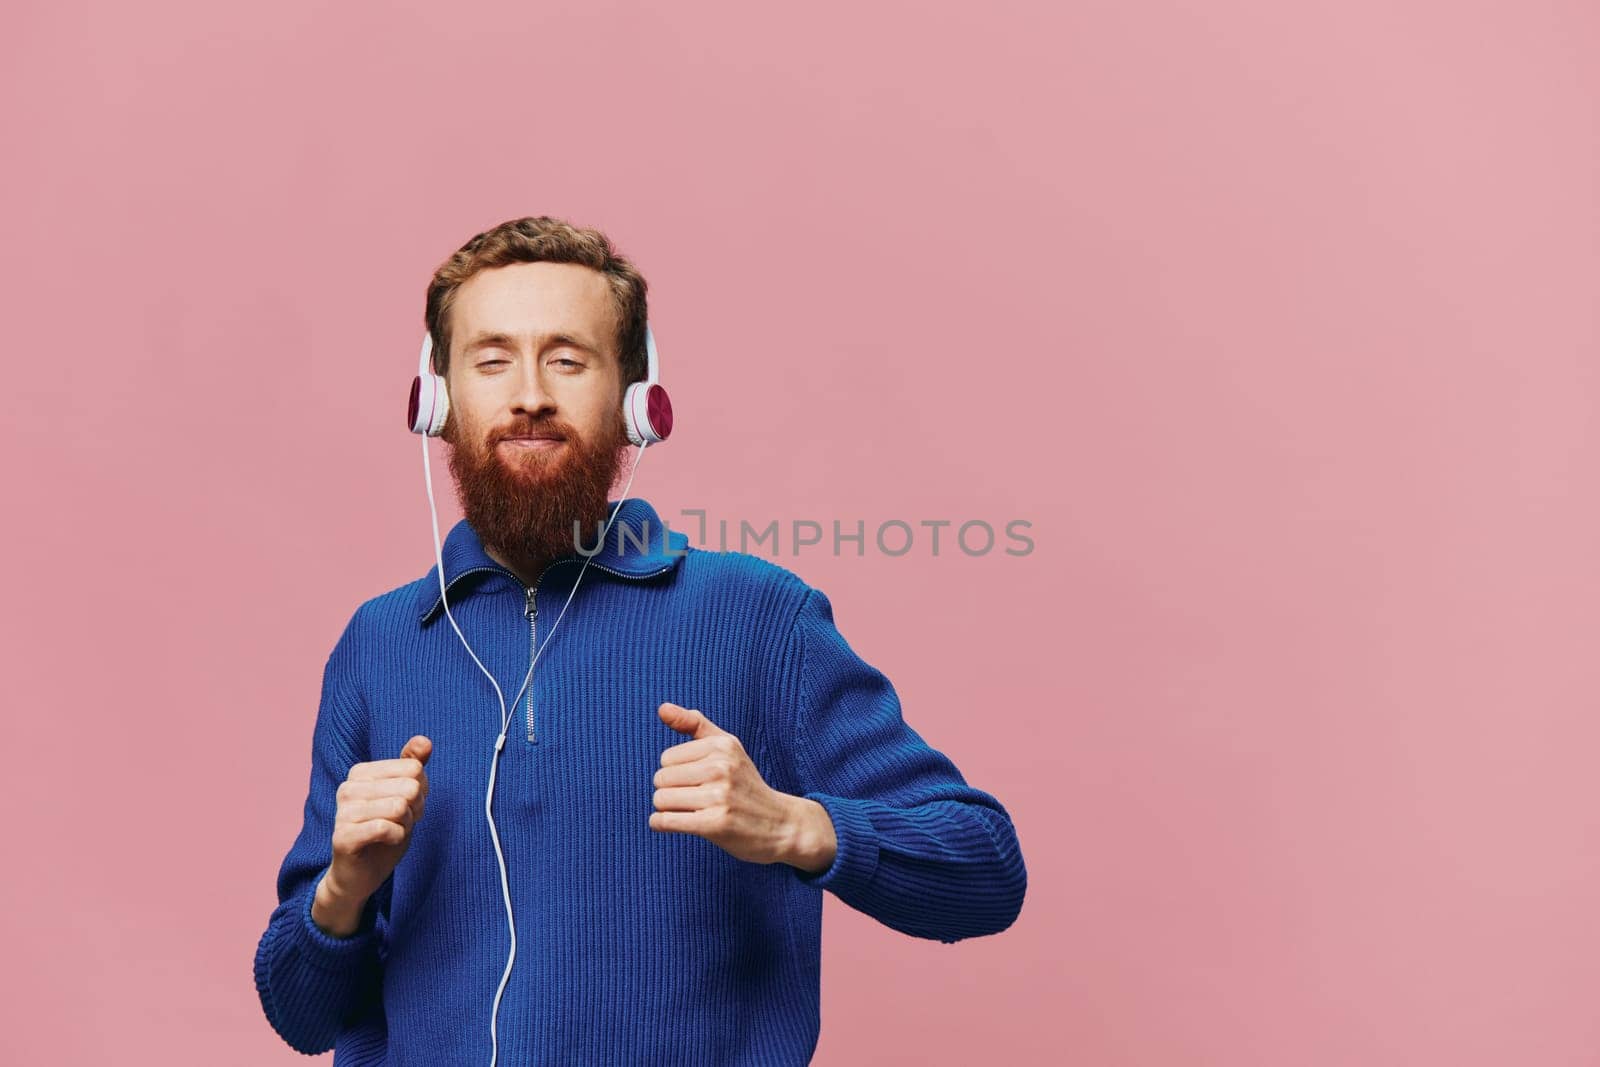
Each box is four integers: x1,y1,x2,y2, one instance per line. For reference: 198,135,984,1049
524,586,537,620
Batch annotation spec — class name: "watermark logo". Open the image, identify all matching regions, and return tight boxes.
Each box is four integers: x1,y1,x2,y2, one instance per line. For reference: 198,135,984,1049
572,509,1034,559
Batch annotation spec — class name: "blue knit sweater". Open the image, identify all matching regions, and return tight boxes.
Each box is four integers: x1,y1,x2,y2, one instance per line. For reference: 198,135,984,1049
253,497,1027,1065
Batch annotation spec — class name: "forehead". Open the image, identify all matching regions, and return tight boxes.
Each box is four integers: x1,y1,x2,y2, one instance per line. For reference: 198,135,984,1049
451,261,616,346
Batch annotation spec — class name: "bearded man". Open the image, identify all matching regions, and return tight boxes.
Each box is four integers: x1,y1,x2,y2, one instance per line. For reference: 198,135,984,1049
253,215,1028,1066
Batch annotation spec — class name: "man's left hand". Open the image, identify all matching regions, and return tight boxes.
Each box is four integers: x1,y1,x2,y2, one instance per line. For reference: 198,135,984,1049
651,701,836,874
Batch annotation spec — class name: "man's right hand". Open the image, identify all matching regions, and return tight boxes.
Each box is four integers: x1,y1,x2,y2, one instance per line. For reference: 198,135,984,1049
312,735,433,937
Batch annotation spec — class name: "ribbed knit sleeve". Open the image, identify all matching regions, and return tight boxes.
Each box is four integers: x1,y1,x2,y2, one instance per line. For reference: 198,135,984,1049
782,587,1028,943
253,606,386,1055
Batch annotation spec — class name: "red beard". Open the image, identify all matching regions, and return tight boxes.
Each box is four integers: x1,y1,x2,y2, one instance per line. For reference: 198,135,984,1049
442,406,629,571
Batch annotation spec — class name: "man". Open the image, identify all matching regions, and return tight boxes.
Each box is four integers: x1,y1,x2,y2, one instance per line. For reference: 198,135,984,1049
253,216,1028,1065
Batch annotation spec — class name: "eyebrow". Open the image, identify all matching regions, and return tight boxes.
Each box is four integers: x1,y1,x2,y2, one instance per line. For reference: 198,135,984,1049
461,331,604,357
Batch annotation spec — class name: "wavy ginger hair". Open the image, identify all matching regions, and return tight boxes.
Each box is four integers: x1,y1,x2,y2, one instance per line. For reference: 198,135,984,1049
424,216,650,388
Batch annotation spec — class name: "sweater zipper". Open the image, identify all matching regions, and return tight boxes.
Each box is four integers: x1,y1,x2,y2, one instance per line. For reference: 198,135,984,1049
521,557,673,744
525,585,539,743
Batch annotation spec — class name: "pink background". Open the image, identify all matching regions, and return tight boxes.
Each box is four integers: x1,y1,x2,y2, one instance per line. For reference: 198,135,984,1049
3,1,1597,1064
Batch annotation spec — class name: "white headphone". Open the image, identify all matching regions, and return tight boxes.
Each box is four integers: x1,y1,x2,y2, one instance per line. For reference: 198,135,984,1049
407,322,674,445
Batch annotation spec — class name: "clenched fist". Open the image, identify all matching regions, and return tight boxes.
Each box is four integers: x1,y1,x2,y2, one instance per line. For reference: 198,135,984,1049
312,735,432,938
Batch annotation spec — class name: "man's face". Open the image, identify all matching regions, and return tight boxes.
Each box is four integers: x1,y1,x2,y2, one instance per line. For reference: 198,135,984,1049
439,261,630,570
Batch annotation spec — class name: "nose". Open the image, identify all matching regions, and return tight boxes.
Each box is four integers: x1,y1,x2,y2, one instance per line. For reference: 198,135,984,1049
509,357,557,420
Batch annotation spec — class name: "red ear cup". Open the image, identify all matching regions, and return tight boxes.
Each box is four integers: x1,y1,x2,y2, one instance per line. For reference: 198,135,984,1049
624,382,672,445
409,373,449,436
645,384,673,440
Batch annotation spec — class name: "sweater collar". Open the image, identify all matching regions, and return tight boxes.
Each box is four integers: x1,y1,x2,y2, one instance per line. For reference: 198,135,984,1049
416,497,686,623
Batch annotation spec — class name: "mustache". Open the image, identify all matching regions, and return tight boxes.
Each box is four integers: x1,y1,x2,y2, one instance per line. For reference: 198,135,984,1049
490,419,574,444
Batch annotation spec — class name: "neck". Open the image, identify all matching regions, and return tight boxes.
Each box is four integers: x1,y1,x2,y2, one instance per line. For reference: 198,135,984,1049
482,542,553,590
